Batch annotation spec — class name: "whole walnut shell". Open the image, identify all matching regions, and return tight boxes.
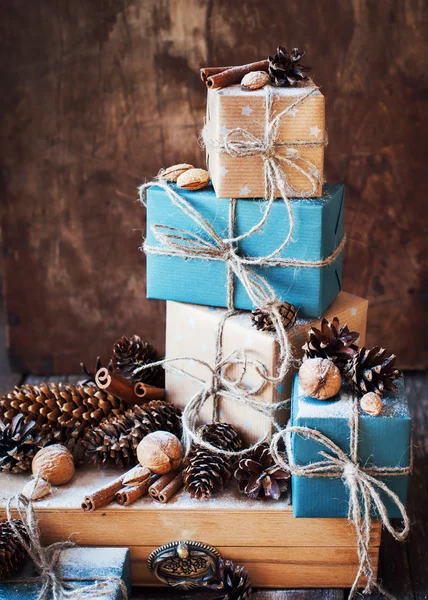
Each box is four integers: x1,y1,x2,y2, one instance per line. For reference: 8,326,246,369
299,357,342,400
32,444,75,486
241,71,270,90
360,392,383,416
137,431,183,474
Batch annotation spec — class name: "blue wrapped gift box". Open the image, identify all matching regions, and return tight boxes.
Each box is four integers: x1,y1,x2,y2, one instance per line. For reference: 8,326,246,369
0,547,131,600
145,183,344,318
290,376,411,518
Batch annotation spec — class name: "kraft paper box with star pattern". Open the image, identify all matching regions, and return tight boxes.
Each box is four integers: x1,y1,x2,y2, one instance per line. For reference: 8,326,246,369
205,84,325,199
165,292,368,445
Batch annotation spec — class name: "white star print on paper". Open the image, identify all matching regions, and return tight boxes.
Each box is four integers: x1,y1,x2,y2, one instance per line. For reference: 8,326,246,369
310,125,321,137
219,124,230,137
241,104,253,116
288,107,299,117
239,185,251,196
219,165,229,178
351,307,357,317
188,318,196,329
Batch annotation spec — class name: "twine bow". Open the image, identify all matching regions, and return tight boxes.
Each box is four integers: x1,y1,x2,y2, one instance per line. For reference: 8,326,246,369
270,397,412,600
4,491,128,600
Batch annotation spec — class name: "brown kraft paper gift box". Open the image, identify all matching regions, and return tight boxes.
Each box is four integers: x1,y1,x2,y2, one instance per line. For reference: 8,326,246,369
165,291,368,445
205,82,325,199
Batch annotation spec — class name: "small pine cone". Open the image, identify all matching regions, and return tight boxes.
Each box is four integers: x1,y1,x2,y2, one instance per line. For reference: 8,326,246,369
110,335,165,388
0,519,29,579
302,316,359,371
251,302,297,332
0,415,44,474
344,346,402,397
83,400,182,468
218,559,252,600
268,46,310,87
234,443,290,500
183,423,243,501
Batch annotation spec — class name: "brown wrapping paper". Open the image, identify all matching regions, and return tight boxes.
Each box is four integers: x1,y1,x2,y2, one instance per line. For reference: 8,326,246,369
205,83,325,199
166,292,368,444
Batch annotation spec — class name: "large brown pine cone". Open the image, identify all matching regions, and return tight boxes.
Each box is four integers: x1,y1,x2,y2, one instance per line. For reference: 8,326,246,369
344,346,402,397
83,400,182,468
302,316,359,371
110,335,165,388
183,423,243,501
0,519,29,580
218,559,252,600
0,414,44,473
251,302,297,333
234,443,290,500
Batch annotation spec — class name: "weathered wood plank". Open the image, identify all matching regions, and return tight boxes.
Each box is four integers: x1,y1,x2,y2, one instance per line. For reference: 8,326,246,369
0,1,427,372
131,589,344,599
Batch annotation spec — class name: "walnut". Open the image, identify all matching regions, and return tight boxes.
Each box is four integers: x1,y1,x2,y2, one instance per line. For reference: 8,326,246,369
137,431,183,474
299,357,342,400
360,392,383,416
32,444,75,486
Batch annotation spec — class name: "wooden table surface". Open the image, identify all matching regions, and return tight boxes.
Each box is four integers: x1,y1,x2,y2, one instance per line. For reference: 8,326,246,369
0,318,426,598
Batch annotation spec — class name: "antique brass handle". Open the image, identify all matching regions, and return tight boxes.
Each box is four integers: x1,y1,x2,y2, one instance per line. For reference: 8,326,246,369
147,540,252,598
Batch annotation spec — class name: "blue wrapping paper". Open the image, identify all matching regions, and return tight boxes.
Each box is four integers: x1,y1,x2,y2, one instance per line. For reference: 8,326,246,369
290,376,411,518
0,547,131,600
145,183,344,318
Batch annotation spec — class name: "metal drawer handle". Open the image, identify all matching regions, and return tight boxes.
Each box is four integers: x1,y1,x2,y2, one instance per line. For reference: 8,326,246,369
147,540,252,598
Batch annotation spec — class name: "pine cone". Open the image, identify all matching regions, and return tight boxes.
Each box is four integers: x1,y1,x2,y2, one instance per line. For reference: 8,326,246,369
0,383,125,462
0,519,29,579
268,46,310,87
184,423,243,501
234,443,290,500
251,302,297,332
344,346,402,397
110,335,164,388
303,317,359,371
218,559,252,600
83,400,182,468
0,415,44,473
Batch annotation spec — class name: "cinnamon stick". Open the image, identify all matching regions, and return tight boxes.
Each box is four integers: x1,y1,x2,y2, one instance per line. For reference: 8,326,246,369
148,471,177,500
115,482,149,506
204,60,269,89
200,65,233,81
133,382,165,400
95,368,143,405
157,473,183,504
81,465,141,512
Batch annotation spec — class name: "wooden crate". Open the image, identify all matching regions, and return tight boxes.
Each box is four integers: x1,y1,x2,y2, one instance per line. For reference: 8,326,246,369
0,467,380,588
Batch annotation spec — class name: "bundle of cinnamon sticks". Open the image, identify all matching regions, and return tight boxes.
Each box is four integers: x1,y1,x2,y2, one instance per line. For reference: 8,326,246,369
200,60,269,89
81,466,183,511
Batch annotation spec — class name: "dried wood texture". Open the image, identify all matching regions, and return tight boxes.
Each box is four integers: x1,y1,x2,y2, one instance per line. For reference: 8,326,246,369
0,0,427,371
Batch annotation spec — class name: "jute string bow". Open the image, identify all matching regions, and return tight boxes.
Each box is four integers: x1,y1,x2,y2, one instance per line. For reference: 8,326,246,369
4,491,128,599
270,397,412,600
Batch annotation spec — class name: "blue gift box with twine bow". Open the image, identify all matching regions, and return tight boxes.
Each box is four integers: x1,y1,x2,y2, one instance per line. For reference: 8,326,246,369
290,375,411,518
144,182,344,318
0,547,131,600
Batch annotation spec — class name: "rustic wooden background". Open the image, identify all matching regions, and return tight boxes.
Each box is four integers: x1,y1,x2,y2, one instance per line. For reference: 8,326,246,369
1,0,427,373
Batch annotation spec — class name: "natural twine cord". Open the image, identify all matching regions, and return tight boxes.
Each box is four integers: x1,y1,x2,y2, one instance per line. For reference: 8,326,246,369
4,490,128,600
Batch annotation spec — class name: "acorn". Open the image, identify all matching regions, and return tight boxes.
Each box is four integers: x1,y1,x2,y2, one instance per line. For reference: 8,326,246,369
299,358,342,400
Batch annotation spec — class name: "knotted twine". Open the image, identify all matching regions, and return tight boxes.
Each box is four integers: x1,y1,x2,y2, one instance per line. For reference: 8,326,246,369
270,397,412,600
137,83,410,598
3,490,128,600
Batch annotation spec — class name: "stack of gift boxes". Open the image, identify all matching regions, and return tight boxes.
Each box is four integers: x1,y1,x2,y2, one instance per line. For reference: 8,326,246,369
141,64,411,521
